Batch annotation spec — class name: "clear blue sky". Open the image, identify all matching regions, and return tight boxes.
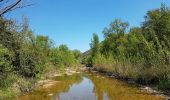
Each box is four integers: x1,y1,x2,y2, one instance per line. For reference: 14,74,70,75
6,0,170,52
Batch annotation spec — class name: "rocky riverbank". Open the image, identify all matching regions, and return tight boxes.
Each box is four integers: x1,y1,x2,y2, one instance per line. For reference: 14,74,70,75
35,66,86,91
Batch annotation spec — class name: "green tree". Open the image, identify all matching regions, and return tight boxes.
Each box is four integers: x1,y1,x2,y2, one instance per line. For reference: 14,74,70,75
90,33,100,64
72,49,82,59
143,4,170,50
103,18,129,38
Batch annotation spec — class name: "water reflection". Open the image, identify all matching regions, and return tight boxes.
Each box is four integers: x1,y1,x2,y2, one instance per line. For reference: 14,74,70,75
17,74,83,100
16,73,164,100
88,73,163,100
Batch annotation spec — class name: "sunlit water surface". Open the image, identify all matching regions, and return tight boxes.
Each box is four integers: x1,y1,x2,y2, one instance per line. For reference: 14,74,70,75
16,73,164,100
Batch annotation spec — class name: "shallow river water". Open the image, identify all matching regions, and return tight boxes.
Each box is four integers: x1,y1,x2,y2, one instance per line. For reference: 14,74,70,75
16,72,165,100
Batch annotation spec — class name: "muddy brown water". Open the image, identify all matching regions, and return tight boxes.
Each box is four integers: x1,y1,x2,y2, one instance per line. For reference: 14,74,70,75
16,72,165,100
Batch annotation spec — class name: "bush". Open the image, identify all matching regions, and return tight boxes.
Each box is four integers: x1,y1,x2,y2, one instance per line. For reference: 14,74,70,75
0,73,18,89
0,46,13,72
0,47,15,88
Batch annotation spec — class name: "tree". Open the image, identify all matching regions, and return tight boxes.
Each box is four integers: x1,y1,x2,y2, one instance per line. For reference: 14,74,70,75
142,4,170,50
72,49,81,59
0,18,22,70
101,19,129,58
35,35,52,57
103,19,129,38
89,33,100,64
50,45,79,68
90,33,100,58
0,17,33,69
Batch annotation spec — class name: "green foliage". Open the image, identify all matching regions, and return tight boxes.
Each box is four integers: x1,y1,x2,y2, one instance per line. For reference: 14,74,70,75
72,49,81,59
0,46,16,88
0,17,81,97
158,78,170,90
103,18,129,38
0,46,13,75
20,43,41,77
88,4,170,89
89,33,100,64
0,73,18,89
50,44,79,68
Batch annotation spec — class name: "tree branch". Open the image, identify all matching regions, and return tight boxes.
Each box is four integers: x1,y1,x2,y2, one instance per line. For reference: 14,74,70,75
8,3,33,13
0,0,22,16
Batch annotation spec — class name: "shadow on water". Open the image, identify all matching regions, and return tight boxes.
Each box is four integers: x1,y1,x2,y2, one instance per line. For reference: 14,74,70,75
16,72,164,100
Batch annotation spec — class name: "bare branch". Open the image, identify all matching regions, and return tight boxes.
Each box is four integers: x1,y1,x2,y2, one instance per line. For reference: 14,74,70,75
0,0,22,16
7,3,33,14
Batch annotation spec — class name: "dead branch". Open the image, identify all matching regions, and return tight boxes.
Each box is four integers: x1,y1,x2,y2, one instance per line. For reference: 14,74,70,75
0,0,23,16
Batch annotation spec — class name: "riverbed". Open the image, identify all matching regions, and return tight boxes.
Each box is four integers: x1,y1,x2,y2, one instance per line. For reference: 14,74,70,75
16,72,166,100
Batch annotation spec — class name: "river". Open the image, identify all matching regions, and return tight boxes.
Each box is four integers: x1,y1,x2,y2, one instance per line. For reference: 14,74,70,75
16,72,165,100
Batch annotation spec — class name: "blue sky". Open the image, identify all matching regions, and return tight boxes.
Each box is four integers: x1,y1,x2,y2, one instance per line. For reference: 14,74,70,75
7,0,170,52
